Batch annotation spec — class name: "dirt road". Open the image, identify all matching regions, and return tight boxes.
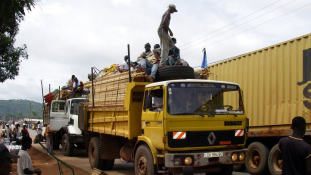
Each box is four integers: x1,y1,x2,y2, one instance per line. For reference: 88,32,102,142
28,129,249,175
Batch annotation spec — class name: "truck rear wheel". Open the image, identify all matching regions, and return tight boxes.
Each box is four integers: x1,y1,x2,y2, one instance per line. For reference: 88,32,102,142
245,142,269,175
62,134,74,156
88,137,115,170
268,144,282,175
134,144,157,175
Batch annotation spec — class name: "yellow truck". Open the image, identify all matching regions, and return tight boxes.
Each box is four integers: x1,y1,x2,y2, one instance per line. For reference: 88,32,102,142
78,67,247,174
195,33,311,175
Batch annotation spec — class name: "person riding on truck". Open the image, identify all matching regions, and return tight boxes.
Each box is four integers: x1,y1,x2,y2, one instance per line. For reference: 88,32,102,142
139,43,161,83
73,77,84,97
137,43,153,64
158,4,177,67
168,37,181,66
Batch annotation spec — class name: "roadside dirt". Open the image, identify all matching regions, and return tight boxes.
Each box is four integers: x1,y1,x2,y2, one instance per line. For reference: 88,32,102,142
11,147,90,175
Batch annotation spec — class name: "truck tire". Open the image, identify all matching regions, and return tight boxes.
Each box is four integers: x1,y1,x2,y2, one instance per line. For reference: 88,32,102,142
268,144,282,175
89,137,104,169
207,164,233,175
88,137,115,170
157,66,194,81
245,142,269,175
53,133,60,150
62,134,74,156
233,163,246,172
135,144,158,175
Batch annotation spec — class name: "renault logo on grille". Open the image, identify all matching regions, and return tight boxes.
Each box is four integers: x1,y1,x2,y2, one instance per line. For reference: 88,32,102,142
207,132,216,145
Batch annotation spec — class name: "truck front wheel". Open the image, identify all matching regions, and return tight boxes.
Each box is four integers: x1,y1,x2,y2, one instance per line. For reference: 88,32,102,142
135,144,158,175
245,142,269,175
62,134,74,156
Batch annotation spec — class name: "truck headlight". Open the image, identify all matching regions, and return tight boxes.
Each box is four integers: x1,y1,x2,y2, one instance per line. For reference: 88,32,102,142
184,157,192,165
239,152,245,161
174,158,181,166
232,153,238,162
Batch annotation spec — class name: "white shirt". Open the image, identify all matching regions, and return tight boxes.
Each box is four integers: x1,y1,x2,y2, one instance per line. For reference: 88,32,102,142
17,150,33,175
37,124,42,135
73,81,80,88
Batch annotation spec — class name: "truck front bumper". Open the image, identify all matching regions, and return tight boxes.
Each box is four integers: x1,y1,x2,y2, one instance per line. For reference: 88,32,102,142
164,149,247,168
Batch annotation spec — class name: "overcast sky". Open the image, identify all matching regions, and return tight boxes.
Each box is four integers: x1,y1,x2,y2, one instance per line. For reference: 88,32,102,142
1,0,311,103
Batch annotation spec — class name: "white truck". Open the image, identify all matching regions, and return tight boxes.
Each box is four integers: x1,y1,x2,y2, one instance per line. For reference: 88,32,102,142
43,98,87,156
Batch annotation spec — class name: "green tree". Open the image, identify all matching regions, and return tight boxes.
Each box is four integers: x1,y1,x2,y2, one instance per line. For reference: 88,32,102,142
0,0,36,83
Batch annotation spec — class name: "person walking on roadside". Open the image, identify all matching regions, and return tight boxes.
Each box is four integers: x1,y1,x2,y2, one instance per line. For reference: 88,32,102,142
4,124,12,139
36,121,42,143
278,116,311,175
21,125,29,137
45,124,53,154
17,136,41,175
0,144,20,175
158,4,177,67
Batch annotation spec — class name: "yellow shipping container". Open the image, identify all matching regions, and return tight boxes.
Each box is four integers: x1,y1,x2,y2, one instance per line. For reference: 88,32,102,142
204,33,311,129
195,33,311,174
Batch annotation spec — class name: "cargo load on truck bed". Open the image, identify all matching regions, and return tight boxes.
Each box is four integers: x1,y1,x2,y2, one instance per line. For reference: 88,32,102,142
80,70,150,139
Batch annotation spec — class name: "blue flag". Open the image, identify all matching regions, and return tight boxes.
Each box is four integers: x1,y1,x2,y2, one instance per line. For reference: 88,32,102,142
201,48,207,68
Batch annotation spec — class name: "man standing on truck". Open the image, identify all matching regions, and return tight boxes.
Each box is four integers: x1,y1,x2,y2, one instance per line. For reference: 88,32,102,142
158,4,177,67
278,116,311,175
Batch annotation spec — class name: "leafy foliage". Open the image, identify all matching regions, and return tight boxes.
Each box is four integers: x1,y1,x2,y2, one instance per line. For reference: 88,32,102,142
0,0,35,83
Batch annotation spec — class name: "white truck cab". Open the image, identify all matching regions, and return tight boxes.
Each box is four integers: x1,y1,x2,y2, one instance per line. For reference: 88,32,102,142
48,98,86,156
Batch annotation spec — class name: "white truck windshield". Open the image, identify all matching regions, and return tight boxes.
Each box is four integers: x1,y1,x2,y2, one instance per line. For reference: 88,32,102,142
167,83,244,115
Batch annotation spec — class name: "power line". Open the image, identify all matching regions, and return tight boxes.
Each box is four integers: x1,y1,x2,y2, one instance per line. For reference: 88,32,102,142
183,2,311,57
180,0,283,48
182,0,296,51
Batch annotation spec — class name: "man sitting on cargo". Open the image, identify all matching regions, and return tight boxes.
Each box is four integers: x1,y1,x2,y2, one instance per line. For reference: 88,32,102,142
167,37,181,66
137,43,153,64
73,77,84,97
140,44,161,82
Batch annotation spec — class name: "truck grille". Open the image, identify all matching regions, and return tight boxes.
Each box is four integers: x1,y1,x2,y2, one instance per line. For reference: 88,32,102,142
168,130,245,148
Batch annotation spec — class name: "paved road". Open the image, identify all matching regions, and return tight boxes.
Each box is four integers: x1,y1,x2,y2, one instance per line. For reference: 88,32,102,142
29,129,249,175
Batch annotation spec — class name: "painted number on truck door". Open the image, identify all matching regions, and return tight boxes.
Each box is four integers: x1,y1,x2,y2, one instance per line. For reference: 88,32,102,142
298,48,311,109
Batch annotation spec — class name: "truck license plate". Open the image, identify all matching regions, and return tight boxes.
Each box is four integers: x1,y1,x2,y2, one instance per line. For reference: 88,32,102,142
204,152,223,158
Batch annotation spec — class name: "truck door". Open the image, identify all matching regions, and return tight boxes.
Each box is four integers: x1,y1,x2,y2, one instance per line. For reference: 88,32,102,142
49,100,66,131
142,87,164,149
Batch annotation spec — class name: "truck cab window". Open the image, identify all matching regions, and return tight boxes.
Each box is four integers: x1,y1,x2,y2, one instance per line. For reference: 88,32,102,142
52,102,65,112
148,89,163,112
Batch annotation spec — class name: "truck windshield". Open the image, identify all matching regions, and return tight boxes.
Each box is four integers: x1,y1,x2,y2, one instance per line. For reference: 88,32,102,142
70,100,85,115
167,83,244,115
